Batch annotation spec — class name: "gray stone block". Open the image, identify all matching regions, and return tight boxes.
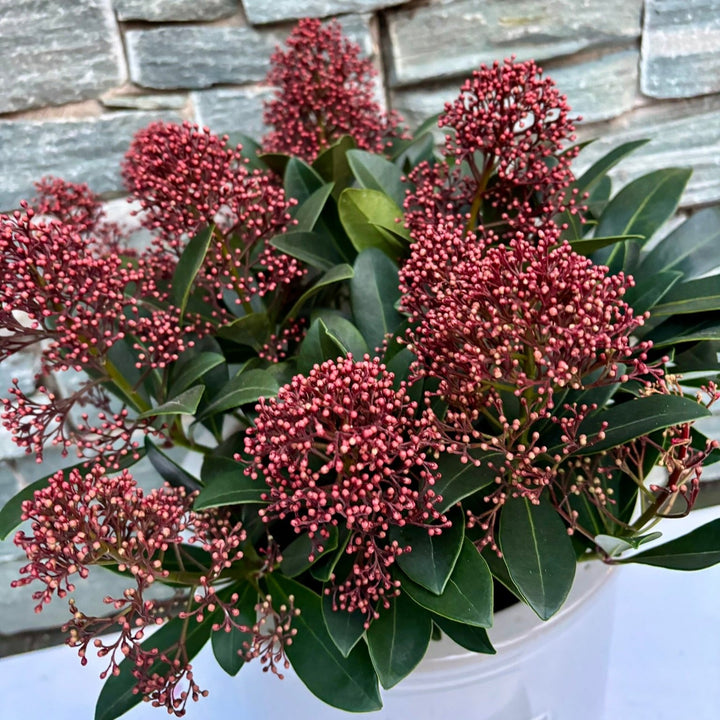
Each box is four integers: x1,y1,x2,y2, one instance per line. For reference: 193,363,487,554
641,0,720,99
393,51,640,130
0,0,125,114
575,95,720,207
242,0,410,25
126,25,284,90
0,111,181,212
386,0,644,86
114,0,238,21
193,86,273,142
101,93,189,111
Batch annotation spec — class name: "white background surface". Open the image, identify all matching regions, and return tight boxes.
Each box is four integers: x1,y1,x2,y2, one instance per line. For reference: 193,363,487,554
1,512,719,720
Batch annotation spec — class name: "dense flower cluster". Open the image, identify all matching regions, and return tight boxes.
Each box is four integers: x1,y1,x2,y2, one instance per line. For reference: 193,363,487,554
405,58,580,238
245,356,446,622
262,18,406,161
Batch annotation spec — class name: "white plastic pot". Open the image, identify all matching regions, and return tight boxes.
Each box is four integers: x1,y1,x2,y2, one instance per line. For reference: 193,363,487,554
228,560,616,720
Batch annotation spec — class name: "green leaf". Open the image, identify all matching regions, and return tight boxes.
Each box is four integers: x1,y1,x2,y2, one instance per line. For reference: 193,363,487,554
347,149,407,207
499,497,576,620
217,313,271,351
196,368,280,420
230,132,264,171
639,206,720,280
574,139,650,193
400,538,493,628
366,591,432,689
145,437,202,492
169,352,225,395
391,507,464,595
311,529,352,583
137,385,205,420
266,574,382,712
286,263,354,320
432,614,495,654
292,182,335,231
569,234,642,256
194,456,267,509
171,225,213,316
270,230,340,271
649,317,720,348
315,312,370,358
95,612,215,720
284,157,325,203
574,394,710,455
312,136,356,200
258,152,291,176
623,270,682,315
338,188,409,260
652,275,720,317
296,317,347,375
621,519,720,570
432,453,499,514
322,588,366,657
280,526,339,577
211,583,258,675
594,168,692,246
350,249,403,351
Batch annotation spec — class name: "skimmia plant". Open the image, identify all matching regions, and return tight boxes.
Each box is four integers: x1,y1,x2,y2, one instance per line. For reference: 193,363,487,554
2,16,720,718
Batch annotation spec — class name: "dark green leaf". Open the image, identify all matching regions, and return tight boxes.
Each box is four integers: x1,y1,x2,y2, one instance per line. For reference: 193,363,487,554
499,497,576,620
266,574,382,712
570,234,642,256
347,149,406,207
649,318,720,348
574,394,711,455
322,588,366,657
169,352,225,395
297,317,346,374
639,206,720,280
586,175,612,217
196,368,280,420
293,183,335,231
623,270,682,315
280,526,339,577
217,313,271,351
621,519,720,569
350,249,403,351
194,455,267,509
312,136,356,199
433,453,499,514
286,263,354,320
391,507,464,595
230,132,264,171
574,139,650,193
401,538,493,628
595,168,692,245
366,591,432,689
137,385,204,420
95,613,215,720
171,225,213,316
652,275,720,316
271,230,340,271
285,157,324,203
314,312,370,358
432,614,495,654
145,437,202,492
211,583,258,675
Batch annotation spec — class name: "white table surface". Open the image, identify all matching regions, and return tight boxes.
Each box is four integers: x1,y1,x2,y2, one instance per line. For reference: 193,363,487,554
1,511,719,720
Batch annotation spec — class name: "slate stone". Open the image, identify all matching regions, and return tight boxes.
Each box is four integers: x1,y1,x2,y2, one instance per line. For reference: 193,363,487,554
575,95,720,207
0,0,125,114
0,111,181,212
386,0,644,86
114,0,237,21
641,0,720,99
241,0,410,25
193,86,273,142
125,26,284,90
101,93,189,111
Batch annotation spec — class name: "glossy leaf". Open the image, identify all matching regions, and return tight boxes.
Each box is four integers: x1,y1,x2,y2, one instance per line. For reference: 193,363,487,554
145,438,202,492
621,519,720,570
322,590,366,657
347,149,406,207
499,497,576,620
211,583,258,675
649,317,720,348
350,249,403,351
570,234,642,256
366,591,432,689
400,538,493,628
313,136,356,199
293,182,335,231
574,394,711,455
137,385,204,420
432,614,495,654
280,526,339,578
652,275,720,316
286,264,354,320
595,168,692,245
271,230,339,271
171,225,213,316
194,456,266,509
284,157,324,203
623,270,682,315
297,317,349,374
196,369,280,420
574,139,650,193
432,452,499,514
391,507,464,595
169,352,225,395
95,613,215,720
314,312,370,358
266,574,382,712
217,313,271,350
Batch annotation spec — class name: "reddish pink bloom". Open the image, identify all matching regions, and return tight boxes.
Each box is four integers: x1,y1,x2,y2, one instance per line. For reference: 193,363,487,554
262,18,406,162
245,356,446,622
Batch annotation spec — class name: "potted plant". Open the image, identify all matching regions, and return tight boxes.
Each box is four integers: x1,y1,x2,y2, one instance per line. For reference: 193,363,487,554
1,17,719,720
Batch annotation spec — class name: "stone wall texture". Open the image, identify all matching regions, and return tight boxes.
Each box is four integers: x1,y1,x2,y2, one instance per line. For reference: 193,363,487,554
1,0,720,646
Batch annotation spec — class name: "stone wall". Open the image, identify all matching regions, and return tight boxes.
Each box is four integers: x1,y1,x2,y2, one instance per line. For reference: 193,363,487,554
1,0,719,646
